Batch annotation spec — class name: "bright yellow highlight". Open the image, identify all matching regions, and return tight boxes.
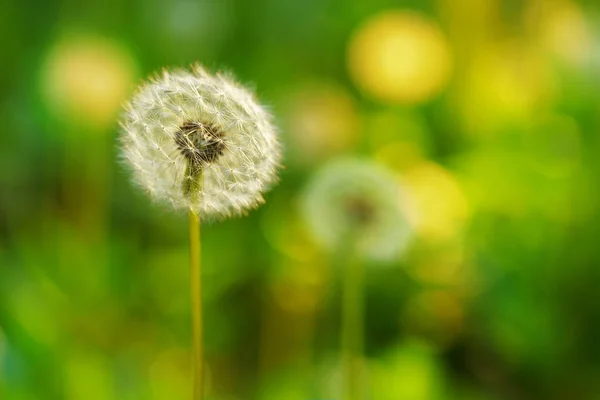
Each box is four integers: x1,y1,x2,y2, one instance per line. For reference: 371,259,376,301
41,34,137,129
347,11,452,105
402,162,469,241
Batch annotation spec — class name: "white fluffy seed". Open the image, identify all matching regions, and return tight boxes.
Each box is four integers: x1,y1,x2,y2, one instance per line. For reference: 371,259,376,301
120,64,281,219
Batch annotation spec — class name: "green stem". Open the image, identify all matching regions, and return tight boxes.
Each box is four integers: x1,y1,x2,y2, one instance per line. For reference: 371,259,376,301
341,253,364,400
189,209,203,400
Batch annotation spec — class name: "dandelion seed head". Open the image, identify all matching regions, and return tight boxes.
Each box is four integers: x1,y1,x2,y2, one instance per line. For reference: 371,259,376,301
120,65,281,219
301,158,412,262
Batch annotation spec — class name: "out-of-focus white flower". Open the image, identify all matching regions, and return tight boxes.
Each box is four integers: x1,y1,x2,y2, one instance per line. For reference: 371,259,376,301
120,65,281,219
301,158,411,262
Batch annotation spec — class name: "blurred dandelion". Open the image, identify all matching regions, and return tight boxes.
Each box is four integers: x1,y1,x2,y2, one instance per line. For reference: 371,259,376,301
302,158,411,262
301,158,411,400
120,64,281,400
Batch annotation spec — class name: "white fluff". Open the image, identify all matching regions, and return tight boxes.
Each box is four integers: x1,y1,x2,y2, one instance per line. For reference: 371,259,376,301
120,65,281,219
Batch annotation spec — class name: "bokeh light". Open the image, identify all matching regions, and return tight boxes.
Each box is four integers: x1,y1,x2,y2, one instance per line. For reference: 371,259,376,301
401,162,470,242
347,10,452,105
40,33,138,130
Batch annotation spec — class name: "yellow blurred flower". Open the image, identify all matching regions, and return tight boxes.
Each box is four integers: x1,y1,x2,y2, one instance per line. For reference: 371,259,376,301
347,10,452,105
401,162,470,242
41,33,138,129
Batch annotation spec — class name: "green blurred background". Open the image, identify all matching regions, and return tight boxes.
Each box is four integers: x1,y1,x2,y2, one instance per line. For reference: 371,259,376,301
2,0,600,399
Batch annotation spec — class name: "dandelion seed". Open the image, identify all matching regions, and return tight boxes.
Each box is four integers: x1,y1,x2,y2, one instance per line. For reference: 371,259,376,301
120,64,281,219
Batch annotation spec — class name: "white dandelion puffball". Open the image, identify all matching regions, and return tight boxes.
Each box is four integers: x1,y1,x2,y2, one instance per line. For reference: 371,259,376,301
120,65,281,219
301,158,412,262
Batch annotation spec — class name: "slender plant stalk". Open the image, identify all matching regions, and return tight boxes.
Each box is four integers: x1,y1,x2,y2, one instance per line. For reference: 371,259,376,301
189,208,203,400
341,254,364,400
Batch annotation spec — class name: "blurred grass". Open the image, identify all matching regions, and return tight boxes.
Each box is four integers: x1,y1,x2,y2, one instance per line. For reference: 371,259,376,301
3,0,600,399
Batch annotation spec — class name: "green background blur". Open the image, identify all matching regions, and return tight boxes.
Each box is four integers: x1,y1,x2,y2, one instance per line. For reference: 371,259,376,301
2,0,600,399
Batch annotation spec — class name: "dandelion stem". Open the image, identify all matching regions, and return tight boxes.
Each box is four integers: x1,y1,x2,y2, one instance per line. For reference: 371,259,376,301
341,253,364,400
189,208,204,400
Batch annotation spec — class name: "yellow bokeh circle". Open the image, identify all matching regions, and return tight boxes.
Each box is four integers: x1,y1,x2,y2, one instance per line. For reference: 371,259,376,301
401,162,469,242
347,10,452,105
41,33,138,129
